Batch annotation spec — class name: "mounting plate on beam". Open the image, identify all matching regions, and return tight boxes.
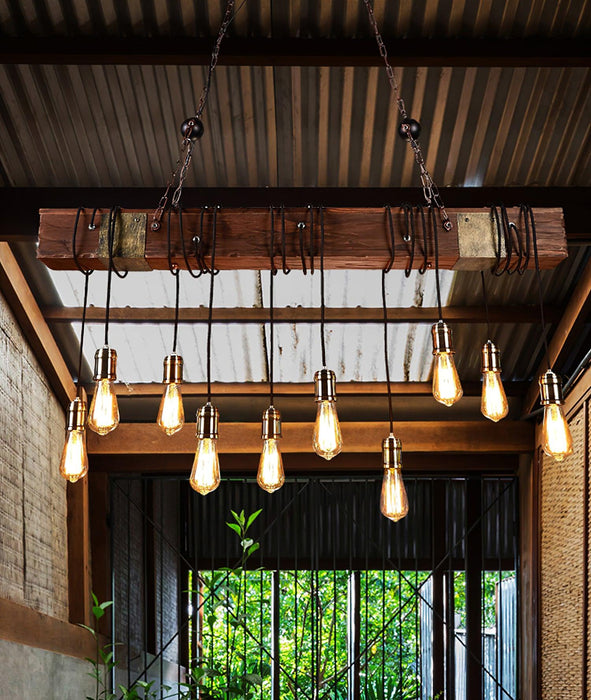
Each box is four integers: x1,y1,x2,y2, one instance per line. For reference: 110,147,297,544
455,212,506,271
98,212,150,271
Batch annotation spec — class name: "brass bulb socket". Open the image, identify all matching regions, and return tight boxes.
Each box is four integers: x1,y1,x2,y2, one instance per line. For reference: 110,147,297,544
196,402,219,439
431,321,454,355
539,369,564,405
382,434,402,470
481,340,502,373
66,396,87,431
262,405,282,440
163,354,183,384
93,346,117,381
314,368,337,402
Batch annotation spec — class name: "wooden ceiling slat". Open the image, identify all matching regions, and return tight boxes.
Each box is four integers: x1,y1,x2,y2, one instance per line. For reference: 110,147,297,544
443,67,477,184
359,68,379,186
401,66,428,187
338,66,355,186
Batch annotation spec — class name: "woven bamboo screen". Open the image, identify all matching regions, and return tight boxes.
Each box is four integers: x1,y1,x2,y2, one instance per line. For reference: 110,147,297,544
540,392,590,699
0,291,69,621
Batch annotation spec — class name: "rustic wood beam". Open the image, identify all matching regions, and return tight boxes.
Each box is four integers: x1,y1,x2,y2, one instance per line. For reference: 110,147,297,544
99,380,528,398
43,304,560,325
86,420,534,455
37,207,567,272
0,242,75,405
90,452,520,475
0,37,588,68
1,188,588,244
66,478,92,627
523,257,591,414
0,597,96,660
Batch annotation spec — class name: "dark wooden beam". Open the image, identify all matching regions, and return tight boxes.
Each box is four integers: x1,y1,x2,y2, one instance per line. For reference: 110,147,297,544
37,207,566,272
90,451,520,475
0,37,588,67
42,304,560,325
86,420,534,455
66,477,92,627
1,188,588,244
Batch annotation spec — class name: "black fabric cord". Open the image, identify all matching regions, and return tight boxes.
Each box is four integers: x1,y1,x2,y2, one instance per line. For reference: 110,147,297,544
430,206,443,319
385,205,396,273
319,206,327,368
166,208,181,353
381,269,394,434
103,205,128,345
206,208,218,402
522,204,551,369
269,207,276,405
72,207,93,390
480,271,492,340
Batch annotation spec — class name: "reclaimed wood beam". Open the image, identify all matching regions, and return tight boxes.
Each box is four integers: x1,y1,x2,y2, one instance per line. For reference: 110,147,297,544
523,256,591,415
86,420,534,455
37,207,567,272
42,304,560,324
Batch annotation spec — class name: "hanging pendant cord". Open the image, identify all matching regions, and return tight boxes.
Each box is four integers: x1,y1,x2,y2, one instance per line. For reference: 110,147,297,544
72,207,93,392
166,209,181,353
480,271,492,341
522,204,551,369
206,208,219,402
319,206,327,368
430,206,443,320
269,207,277,405
381,270,394,434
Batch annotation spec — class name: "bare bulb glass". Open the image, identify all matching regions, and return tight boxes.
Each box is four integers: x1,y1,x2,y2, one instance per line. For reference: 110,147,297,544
432,352,463,407
380,468,409,522
257,438,285,493
542,403,573,462
481,371,509,422
157,382,184,436
88,378,119,435
190,438,220,495
59,429,88,483
313,400,343,460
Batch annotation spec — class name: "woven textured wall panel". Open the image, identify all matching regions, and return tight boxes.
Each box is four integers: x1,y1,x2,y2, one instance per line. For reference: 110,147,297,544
0,290,68,621
540,403,586,699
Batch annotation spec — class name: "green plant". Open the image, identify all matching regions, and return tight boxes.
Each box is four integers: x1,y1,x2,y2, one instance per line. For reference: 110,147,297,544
79,594,116,700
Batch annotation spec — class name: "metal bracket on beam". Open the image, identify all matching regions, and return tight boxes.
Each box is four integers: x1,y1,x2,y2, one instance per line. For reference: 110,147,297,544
98,212,150,271
454,212,506,271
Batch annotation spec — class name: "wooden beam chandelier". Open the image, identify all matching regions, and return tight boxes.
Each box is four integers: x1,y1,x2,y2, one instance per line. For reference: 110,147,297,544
54,0,573,518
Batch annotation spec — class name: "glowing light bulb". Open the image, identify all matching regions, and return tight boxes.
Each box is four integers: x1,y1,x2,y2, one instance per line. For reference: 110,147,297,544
157,354,185,436
480,341,509,422
539,370,573,462
431,322,463,407
59,395,88,483
380,435,409,522
257,407,285,493
190,403,220,495
313,369,343,460
88,346,119,435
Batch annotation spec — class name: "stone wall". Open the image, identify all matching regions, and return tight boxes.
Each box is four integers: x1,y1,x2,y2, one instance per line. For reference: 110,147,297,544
0,288,69,620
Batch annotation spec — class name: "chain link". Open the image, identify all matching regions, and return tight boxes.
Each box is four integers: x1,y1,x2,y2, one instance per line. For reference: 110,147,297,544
151,0,237,231
362,0,452,232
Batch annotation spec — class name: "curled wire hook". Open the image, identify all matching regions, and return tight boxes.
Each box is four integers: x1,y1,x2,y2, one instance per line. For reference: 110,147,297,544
308,204,315,275
87,207,99,231
269,207,278,276
417,205,429,274
297,221,307,275
402,203,415,277
492,205,512,276
72,207,94,276
208,206,220,276
106,206,128,279
177,206,205,278
384,205,396,273
280,205,290,274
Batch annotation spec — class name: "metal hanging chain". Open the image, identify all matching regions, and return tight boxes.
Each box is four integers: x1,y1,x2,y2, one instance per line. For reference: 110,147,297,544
151,0,240,231
362,0,452,232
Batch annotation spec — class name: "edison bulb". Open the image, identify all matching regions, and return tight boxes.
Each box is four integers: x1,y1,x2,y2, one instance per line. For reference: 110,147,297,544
88,378,119,435
190,438,220,494
542,403,573,462
432,352,463,406
59,429,89,483
258,439,285,493
157,382,185,435
313,399,343,460
481,371,509,422
380,467,409,522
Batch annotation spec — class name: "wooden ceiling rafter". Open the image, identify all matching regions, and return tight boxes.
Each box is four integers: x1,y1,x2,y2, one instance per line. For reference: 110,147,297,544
0,37,589,67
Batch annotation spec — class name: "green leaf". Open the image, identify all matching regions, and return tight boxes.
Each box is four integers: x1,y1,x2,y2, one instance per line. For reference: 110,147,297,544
226,522,241,536
246,509,262,530
247,542,260,557
100,600,113,611
78,623,96,636
91,592,99,607
92,605,104,620
244,673,263,686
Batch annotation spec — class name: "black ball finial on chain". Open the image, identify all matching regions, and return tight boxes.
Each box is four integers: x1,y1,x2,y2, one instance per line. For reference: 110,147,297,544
397,118,421,140
181,117,205,141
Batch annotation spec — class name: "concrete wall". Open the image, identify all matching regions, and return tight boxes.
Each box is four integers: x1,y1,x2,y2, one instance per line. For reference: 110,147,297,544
0,289,92,692
0,639,95,699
